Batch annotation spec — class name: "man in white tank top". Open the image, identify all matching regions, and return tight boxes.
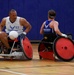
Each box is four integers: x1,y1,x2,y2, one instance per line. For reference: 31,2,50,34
0,9,32,54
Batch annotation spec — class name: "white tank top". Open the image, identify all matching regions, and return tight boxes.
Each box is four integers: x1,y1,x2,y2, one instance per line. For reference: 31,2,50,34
5,16,23,35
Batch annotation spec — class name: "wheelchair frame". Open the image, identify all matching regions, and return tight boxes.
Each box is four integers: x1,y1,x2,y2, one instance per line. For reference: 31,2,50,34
38,36,74,61
0,36,33,60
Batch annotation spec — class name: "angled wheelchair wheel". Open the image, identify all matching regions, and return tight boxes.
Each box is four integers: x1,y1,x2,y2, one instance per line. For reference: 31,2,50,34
38,39,46,52
53,36,74,61
38,39,53,59
21,37,33,60
38,41,46,59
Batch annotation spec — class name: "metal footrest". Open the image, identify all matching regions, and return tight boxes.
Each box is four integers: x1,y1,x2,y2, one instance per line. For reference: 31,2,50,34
0,52,23,57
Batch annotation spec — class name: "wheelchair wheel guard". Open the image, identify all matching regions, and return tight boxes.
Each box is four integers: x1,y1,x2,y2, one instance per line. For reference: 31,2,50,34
53,36,74,61
21,36,33,60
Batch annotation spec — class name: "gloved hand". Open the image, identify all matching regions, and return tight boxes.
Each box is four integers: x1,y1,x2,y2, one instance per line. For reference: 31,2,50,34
62,33,67,38
20,32,27,39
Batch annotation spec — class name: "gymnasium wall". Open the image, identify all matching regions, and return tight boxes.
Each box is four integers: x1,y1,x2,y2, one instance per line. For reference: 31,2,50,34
0,0,74,40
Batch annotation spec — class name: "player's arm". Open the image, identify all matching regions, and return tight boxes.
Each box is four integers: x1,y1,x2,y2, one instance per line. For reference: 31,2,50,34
40,22,45,34
20,18,32,34
53,21,67,37
53,21,62,36
0,18,6,31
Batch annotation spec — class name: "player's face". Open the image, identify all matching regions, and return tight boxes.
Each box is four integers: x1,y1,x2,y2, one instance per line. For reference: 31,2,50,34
9,12,17,22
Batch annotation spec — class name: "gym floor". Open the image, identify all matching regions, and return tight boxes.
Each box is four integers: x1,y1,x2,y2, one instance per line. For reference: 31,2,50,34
0,44,74,75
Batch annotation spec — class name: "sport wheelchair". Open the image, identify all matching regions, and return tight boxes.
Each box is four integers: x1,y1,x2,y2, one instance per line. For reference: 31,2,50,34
38,34,74,61
0,36,33,60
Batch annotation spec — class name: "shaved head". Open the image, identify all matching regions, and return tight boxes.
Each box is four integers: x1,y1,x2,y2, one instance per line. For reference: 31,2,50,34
9,9,17,22
9,9,17,15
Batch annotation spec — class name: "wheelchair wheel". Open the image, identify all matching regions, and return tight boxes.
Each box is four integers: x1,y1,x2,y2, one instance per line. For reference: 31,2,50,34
53,36,74,61
38,38,53,59
38,42,46,59
21,37,33,60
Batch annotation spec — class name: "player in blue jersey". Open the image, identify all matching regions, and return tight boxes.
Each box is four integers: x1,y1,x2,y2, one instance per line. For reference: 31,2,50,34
0,9,32,54
40,10,67,41
40,10,67,50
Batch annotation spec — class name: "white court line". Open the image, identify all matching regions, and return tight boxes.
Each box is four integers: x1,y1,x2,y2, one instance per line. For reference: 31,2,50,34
0,69,27,75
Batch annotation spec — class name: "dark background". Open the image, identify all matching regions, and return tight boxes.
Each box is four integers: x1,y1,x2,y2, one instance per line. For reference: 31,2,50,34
0,0,74,41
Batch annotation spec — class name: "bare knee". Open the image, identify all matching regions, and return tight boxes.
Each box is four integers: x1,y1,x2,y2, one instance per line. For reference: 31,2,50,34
0,32,8,39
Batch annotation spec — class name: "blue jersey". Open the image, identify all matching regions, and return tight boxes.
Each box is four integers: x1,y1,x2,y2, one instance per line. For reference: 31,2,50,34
43,20,57,42
43,20,54,34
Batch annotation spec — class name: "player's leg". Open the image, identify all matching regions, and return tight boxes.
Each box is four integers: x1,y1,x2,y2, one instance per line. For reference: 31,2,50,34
0,32,11,53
